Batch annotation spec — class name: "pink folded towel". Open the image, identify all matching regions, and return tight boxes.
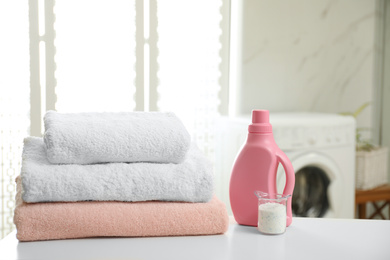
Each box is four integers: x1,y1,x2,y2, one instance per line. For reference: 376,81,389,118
14,177,229,241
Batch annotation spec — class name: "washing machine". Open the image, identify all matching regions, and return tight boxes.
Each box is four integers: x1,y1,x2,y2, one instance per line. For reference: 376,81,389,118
214,112,356,219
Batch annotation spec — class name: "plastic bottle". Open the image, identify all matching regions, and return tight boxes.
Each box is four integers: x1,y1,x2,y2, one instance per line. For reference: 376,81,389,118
229,109,295,227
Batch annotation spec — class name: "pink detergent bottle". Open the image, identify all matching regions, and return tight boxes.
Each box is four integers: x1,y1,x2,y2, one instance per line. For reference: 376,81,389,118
229,109,295,227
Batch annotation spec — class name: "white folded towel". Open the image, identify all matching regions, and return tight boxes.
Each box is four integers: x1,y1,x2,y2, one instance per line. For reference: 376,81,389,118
21,137,214,203
44,111,191,164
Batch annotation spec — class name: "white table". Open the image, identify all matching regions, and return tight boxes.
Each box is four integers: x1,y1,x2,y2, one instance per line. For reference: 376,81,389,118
1,217,389,260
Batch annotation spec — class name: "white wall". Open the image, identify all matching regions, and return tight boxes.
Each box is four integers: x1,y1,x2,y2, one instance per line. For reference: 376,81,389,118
232,0,378,132
226,0,389,219
381,1,390,182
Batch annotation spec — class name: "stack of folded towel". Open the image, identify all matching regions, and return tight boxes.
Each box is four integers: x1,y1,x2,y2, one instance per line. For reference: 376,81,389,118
14,111,229,242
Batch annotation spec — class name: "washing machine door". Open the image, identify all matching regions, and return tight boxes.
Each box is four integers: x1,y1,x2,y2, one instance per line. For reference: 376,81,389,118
277,151,345,219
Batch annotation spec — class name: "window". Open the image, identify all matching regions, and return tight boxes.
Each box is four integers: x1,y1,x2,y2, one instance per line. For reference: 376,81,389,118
0,0,230,238
156,0,224,156
54,0,137,113
0,1,29,238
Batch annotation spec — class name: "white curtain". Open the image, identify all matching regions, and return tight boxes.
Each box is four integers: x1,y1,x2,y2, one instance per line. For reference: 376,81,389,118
0,0,229,238
0,1,29,238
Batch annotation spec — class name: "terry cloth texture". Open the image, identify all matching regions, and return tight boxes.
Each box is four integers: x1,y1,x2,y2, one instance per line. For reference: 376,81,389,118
43,111,191,164
14,177,229,242
21,137,213,203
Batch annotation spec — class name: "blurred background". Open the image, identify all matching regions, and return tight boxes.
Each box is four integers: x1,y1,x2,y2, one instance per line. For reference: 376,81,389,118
1,0,389,238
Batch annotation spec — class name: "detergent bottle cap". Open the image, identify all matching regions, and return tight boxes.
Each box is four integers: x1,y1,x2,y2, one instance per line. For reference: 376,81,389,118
248,109,272,133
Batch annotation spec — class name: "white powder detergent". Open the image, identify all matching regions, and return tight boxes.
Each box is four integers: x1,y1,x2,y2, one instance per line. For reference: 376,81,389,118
258,202,287,234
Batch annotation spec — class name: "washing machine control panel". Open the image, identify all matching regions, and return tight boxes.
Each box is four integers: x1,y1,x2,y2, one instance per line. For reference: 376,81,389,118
273,124,355,150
